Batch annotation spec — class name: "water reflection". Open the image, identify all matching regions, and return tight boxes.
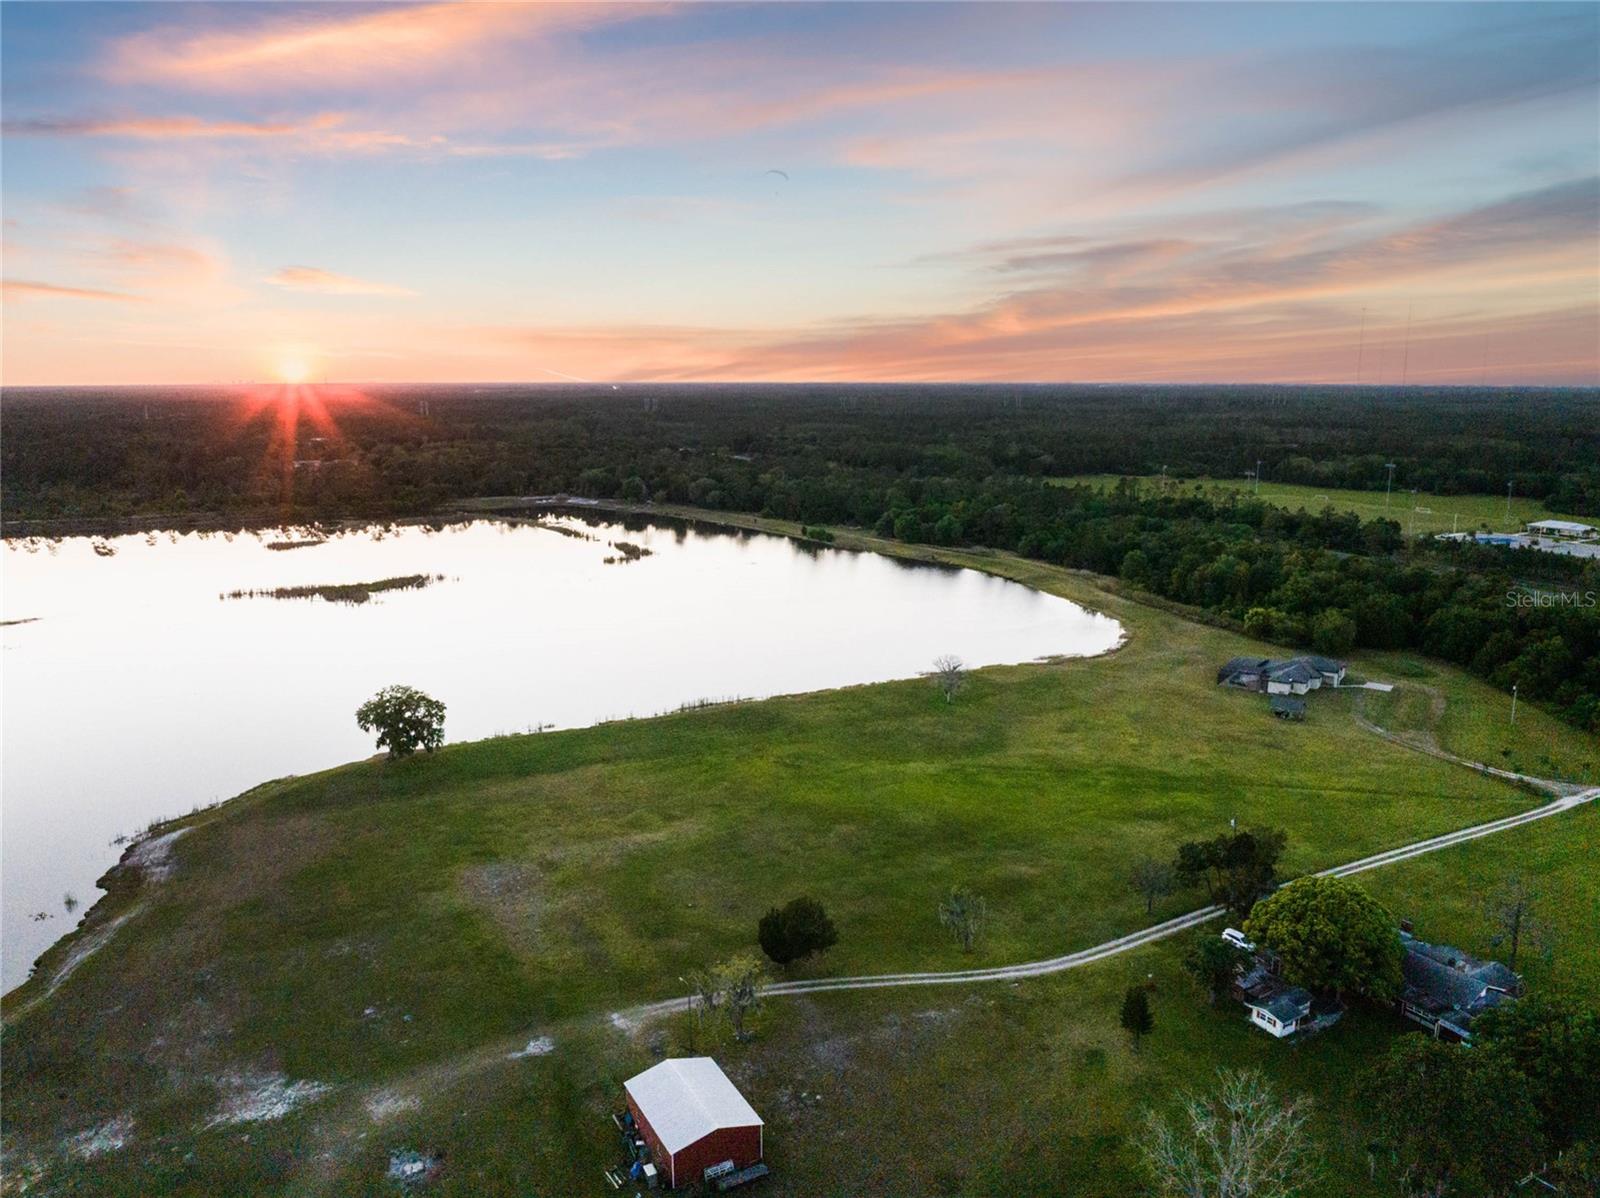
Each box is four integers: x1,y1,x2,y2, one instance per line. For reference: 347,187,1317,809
0,517,1120,990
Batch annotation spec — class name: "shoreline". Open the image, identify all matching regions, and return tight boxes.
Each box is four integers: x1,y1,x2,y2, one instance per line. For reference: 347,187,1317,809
1,510,1130,1003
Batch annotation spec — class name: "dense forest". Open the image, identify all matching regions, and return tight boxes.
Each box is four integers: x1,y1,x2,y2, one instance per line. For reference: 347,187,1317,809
4,383,1598,730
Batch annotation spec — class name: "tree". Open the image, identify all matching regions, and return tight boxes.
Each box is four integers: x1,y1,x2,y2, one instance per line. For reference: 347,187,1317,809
355,685,446,758
938,886,987,951
710,955,766,1042
1311,608,1357,656
1474,996,1600,1154
1174,827,1287,919
1543,1142,1599,1196
683,966,720,1051
1139,1069,1319,1198
1120,985,1154,1049
1184,936,1250,1006
931,654,967,703
757,896,838,966
1130,857,1176,915
1361,1035,1543,1196
1484,871,1546,972
1243,876,1402,1001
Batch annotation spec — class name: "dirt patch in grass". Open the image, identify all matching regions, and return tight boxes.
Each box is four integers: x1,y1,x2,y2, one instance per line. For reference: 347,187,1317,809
205,1071,333,1126
66,1114,133,1160
198,812,333,909
458,861,545,955
124,828,191,883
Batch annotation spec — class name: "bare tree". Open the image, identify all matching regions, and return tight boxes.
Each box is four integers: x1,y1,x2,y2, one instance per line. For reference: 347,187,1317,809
931,655,967,703
711,955,766,1042
684,967,720,1049
1139,1069,1320,1198
1485,871,1546,972
1130,857,1176,915
938,886,987,952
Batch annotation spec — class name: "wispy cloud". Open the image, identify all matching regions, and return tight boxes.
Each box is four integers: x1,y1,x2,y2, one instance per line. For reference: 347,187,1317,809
265,267,416,297
103,3,662,90
3,111,441,155
2,279,143,303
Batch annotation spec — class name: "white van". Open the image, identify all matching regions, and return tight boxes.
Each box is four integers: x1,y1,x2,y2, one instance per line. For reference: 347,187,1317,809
1221,928,1255,952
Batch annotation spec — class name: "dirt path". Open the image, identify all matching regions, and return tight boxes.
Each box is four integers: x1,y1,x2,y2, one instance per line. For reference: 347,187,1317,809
621,785,1596,1021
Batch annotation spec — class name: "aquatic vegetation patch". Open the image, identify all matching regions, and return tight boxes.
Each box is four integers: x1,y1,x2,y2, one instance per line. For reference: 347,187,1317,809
603,540,652,564
221,573,447,605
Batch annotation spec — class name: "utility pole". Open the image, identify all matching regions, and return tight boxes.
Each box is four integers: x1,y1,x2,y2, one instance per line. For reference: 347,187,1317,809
1384,462,1396,509
1400,305,1413,386
1355,306,1368,385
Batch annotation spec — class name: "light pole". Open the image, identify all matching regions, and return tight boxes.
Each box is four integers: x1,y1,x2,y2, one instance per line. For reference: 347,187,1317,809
1255,460,1262,494
1511,683,1518,725
1506,480,1514,521
1384,463,1396,509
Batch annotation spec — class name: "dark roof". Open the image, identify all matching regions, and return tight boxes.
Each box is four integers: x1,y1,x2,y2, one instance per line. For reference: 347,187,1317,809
1301,655,1345,675
1253,986,1313,1023
1270,696,1306,715
1267,659,1319,684
1219,656,1270,676
1401,937,1521,1021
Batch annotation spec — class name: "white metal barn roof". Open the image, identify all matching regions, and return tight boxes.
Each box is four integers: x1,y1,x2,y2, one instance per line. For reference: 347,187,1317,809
624,1057,763,1155
1527,520,1594,535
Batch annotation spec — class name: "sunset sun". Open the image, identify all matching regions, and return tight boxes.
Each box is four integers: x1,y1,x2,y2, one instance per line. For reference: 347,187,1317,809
273,353,314,385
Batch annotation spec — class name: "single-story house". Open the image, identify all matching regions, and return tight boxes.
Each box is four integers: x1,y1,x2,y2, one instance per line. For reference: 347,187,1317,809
1270,696,1306,720
1265,659,1320,695
1525,519,1596,539
1397,933,1522,1043
1217,656,1271,688
1245,983,1314,1038
1219,655,1346,693
624,1057,764,1189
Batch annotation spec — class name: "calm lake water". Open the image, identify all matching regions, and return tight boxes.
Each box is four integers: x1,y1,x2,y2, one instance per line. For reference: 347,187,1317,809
0,516,1121,990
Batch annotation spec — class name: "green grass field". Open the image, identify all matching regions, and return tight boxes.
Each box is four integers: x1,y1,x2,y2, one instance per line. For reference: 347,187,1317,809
1054,473,1587,536
4,517,1595,1196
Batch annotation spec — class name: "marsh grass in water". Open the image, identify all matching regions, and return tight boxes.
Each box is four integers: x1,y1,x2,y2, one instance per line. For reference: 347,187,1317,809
220,573,447,605
603,540,651,564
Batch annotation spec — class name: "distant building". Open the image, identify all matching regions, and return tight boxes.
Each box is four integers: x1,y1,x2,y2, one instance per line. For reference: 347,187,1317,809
1270,696,1307,720
1246,985,1315,1038
1233,955,1316,1038
1525,519,1596,539
624,1058,764,1190
1397,933,1522,1043
1218,655,1345,694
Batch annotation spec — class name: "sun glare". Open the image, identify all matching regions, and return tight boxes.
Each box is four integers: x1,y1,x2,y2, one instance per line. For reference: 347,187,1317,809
274,354,313,385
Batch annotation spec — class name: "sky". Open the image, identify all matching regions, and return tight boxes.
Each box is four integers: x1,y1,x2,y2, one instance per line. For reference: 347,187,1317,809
2,1,1597,386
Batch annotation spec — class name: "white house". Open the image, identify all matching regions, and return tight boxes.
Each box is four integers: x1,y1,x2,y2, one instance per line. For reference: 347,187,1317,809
1245,985,1313,1038
1525,519,1596,539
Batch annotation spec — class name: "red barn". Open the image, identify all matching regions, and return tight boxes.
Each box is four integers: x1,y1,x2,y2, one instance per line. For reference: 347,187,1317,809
623,1057,764,1189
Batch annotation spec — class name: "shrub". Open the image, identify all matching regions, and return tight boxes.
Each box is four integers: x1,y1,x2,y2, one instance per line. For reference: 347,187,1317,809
757,896,838,966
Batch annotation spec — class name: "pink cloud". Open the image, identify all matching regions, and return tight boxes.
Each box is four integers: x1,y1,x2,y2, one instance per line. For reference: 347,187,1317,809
265,267,416,297
2,279,143,303
103,3,662,90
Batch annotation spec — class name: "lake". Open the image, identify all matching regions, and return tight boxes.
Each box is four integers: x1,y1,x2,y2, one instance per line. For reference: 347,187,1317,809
0,516,1122,990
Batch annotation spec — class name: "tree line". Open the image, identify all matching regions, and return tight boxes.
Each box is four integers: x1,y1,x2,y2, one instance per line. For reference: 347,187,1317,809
5,384,1597,730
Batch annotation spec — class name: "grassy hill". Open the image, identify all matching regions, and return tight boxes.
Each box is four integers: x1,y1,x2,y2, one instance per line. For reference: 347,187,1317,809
1052,473,1589,537
4,517,1595,1196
